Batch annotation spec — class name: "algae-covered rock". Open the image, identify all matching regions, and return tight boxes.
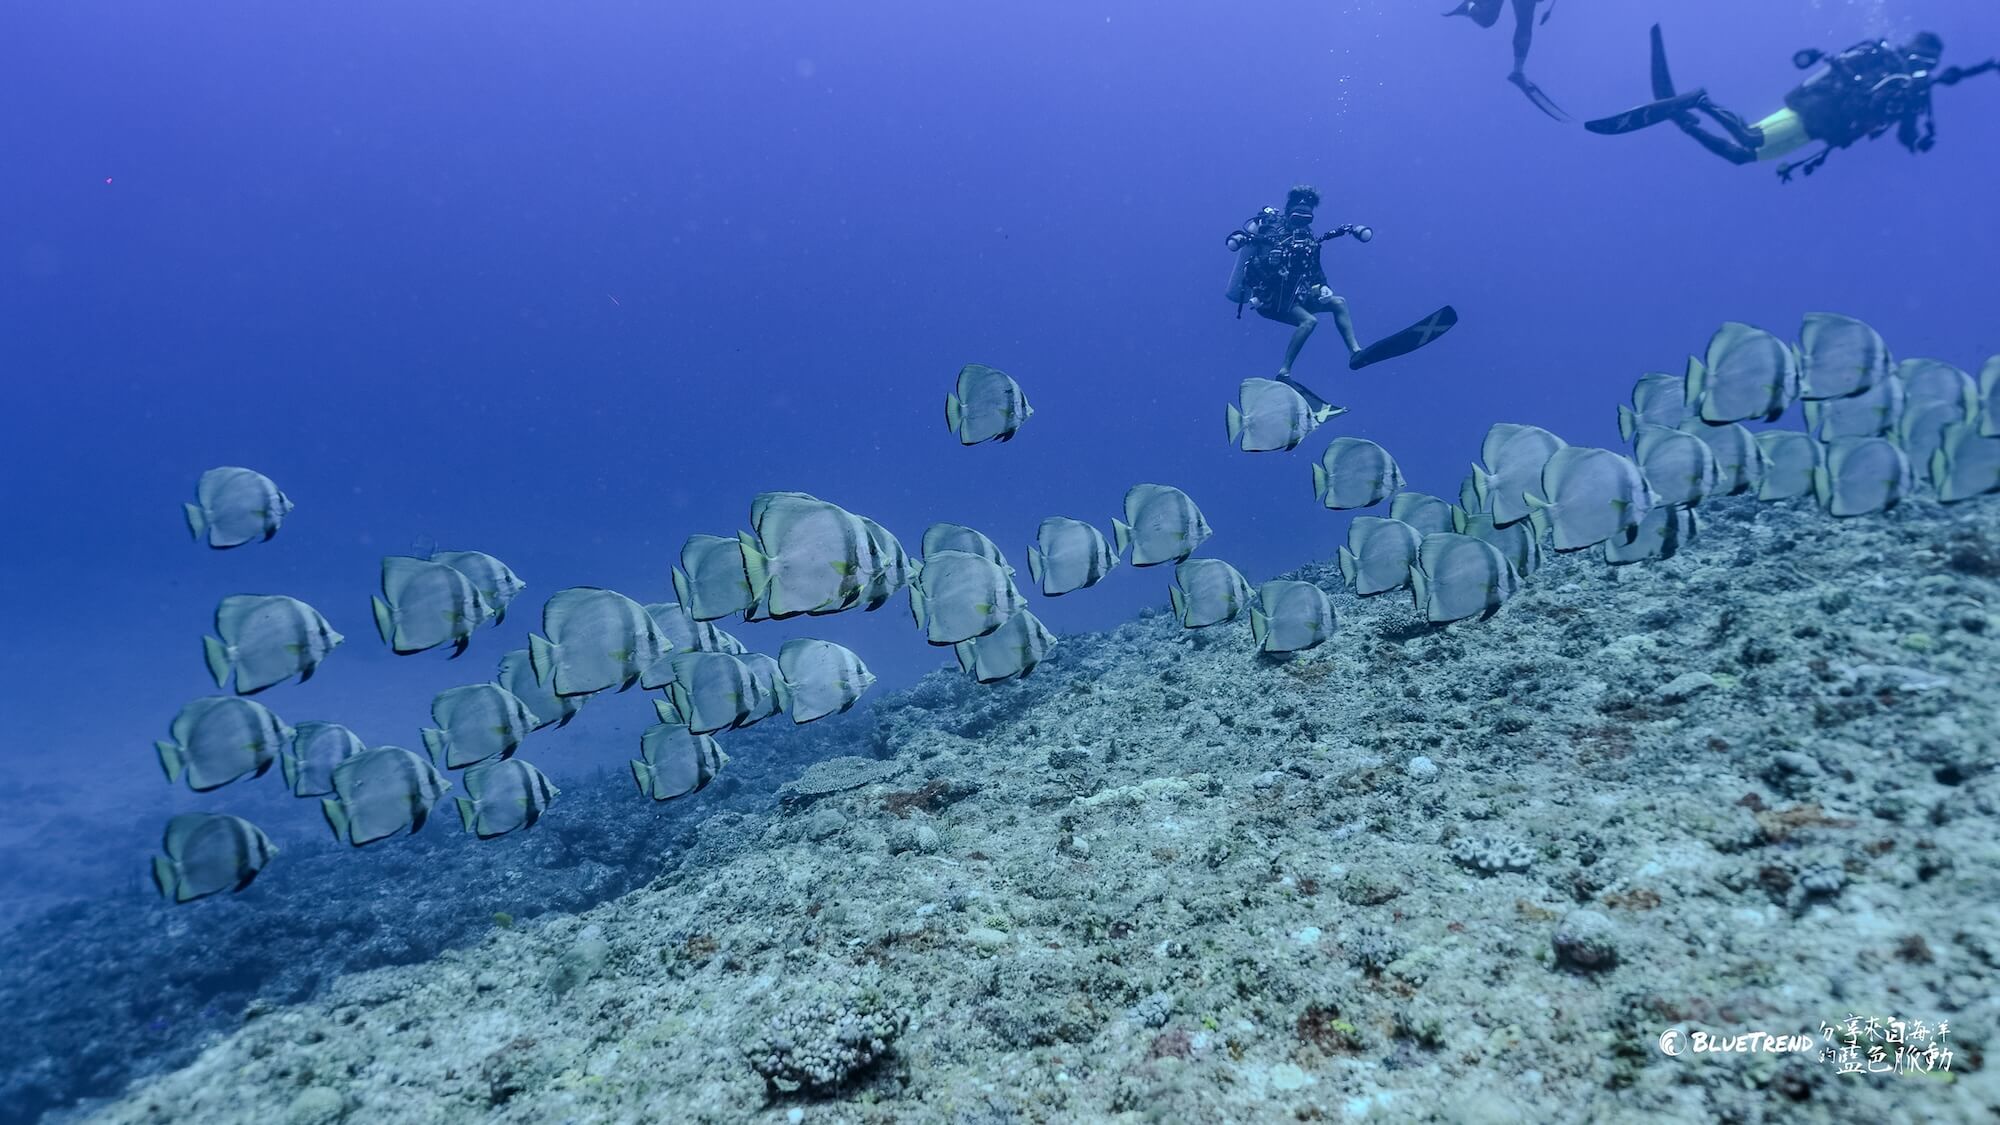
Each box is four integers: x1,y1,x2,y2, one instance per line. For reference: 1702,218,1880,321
741,989,909,1093
548,924,610,995
284,1086,346,1125
1552,909,1620,973
780,756,905,804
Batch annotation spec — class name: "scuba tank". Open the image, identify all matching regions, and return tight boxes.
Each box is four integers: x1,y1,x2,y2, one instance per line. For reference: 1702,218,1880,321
1228,218,1373,317
1227,215,1320,317
1783,40,1905,147
1224,208,1281,307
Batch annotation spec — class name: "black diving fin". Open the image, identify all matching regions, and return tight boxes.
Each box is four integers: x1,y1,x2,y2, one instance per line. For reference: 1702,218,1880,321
1650,23,1676,99
1587,24,1703,135
1274,374,1349,421
1348,306,1458,371
1584,89,1708,135
1510,71,1570,121
1441,1,1502,30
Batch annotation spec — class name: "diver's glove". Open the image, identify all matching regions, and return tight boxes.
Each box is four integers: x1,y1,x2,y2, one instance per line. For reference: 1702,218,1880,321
1937,60,1999,87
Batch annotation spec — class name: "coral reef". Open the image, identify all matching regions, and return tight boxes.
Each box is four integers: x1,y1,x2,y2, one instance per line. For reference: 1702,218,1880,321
37,493,2000,1123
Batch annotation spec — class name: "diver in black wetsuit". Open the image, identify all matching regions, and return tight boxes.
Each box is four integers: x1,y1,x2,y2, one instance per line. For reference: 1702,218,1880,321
1225,185,1457,415
1445,0,1567,120
1587,26,1997,182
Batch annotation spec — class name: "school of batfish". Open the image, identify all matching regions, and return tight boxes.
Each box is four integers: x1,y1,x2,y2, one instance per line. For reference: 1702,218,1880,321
150,325,2000,902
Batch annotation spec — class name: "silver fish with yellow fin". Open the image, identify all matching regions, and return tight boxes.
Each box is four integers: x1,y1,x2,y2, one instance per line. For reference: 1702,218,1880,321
320,746,450,847
157,696,290,792
372,557,489,657
184,467,292,549
455,758,558,839
204,594,343,695
946,364,1033,444
151,813,277,903
632,718,726,801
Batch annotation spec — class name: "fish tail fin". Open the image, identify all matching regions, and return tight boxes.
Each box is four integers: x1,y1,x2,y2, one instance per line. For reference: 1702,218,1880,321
772,675,793,715
156,741,184,784
670,566,692,607
1112,519,1132,558
945,392,963,436
150,855,177,899
1250,607,1269,647
454,796,477,832
202,636,233,690
638,654,676,692
737,532,772,602
371,595,395,646
1617,404,1639,443
1168,585,1187,623
320,797,350,844
421,728,450,768
908,582,927,628
1025,547,1044,587
629,759,655,796
1226,403,1244,445
1312,463,1329,503
279,751,299,792
528,633,558,688
1337,546,1358,588
667,683,693,725
182,502,207,541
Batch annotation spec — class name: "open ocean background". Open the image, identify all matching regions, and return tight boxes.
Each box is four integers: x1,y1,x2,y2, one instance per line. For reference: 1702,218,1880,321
1,8,1996,1111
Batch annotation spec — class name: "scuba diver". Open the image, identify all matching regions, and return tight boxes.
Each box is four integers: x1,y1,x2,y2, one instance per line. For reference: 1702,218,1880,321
1446,0,1567,120
1586,26,1997,182
1225,185,1458,415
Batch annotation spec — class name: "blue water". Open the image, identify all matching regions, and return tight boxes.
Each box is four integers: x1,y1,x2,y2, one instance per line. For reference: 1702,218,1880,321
0,0,1996,1104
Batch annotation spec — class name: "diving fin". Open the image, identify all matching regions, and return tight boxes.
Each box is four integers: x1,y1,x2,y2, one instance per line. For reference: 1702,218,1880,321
1441,1,1502,30
1584,89,1707,135
1650,24,1675,100
1274,374,1350,421
1348,306,1458,371
1275,373,1331,414
1509,72,1569,121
